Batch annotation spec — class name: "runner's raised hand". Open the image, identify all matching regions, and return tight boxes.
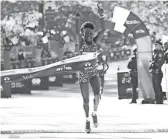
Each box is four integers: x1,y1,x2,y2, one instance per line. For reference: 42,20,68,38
97,4,104,17
76,12,81,18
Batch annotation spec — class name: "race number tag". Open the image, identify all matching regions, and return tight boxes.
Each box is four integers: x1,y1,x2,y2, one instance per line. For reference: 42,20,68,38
97,64,103,70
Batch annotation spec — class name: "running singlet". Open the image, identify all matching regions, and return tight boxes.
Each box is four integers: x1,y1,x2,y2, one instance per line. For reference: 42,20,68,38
78,39,98,83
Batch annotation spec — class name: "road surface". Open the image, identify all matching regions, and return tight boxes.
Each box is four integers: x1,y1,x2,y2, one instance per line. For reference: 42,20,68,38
1,60,168,139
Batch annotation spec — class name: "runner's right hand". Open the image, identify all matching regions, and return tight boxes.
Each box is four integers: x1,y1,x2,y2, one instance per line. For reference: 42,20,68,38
76,12,81,18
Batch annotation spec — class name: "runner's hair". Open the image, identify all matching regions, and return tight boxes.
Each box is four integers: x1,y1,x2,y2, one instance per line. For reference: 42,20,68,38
80,21,95,32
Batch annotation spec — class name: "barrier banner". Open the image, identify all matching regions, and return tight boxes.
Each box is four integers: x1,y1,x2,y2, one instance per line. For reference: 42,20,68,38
1,53,97,85
11,80,31,94
49,75,63,86
62,73,77,84
30,76,49,90
41,58,63,87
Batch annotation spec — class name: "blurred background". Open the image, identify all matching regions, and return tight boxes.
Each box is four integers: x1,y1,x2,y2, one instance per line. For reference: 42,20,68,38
1,0,168,70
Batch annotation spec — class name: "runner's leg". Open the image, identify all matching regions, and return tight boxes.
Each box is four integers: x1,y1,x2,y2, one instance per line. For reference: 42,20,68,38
90,75,101,127
79,81,91,133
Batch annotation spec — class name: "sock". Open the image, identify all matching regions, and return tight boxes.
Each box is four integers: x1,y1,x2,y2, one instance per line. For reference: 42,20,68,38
92,111,97,116
86,117,90,122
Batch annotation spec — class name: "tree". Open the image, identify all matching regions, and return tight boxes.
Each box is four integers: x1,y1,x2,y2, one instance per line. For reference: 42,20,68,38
1,1,168,69
44,1,168,45
100,1,168,39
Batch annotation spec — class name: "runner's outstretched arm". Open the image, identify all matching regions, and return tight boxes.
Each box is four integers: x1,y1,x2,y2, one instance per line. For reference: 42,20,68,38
93,4,105,44
75,12,81,53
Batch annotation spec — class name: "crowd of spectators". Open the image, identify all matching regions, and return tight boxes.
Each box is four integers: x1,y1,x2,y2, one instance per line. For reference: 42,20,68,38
1,1,168,70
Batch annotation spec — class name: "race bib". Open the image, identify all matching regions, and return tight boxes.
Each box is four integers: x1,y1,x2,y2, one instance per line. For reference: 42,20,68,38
97,64,103,70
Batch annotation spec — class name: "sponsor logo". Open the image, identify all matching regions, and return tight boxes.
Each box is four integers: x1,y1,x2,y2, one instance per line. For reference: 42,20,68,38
123,73,130,77
55,65,72,72
135,29,145,34
55,67,63,72
32,78,41,85
23,75,34,80
85,62,91,67
84,62,93,71
125,20,140,25
126,88,132,93
4,77,11,83
49,76,56,82
4,77,10,81
126,88,139,93
63,65,72,71
11,82,23,88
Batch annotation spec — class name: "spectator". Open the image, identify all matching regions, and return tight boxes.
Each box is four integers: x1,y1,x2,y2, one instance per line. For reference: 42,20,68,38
41,49,52,58
10,53,17,61
18,49,25,68
18,49,25,61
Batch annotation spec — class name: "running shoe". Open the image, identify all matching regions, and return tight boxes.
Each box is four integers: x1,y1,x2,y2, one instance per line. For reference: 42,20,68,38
92,113,99,128
85,121,91,133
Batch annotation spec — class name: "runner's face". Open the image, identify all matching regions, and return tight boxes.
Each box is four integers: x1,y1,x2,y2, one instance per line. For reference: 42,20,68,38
84,28,93,42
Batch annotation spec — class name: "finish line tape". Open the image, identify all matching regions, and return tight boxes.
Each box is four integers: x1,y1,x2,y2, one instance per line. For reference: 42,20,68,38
1,128,168,134
1,53,97,84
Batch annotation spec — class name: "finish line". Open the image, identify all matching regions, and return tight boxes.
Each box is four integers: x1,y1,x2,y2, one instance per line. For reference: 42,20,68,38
2,128,168,134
